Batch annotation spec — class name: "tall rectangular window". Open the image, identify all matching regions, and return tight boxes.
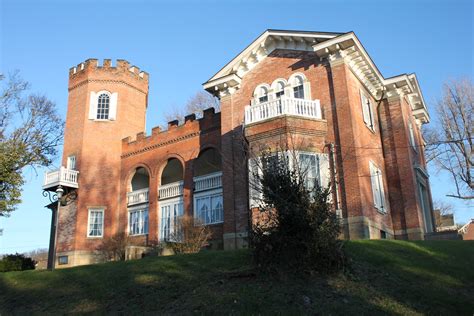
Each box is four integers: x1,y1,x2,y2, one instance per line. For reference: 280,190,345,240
160,200,183,241
360,91,375,131
298,153,320,191
369,161,386,213
129,208,149,235
195,193,223,225
87,208,104,237
67,155,76,170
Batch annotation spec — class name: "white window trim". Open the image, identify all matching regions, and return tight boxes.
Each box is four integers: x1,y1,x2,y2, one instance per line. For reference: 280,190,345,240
159,196,184,241
87,208,104,238
128,206,149,236
248,151,330,208
289,73,311,100
193,188,224,225
88,90,118,121
369,161,387,213
252,83,271,105
67,155,76,170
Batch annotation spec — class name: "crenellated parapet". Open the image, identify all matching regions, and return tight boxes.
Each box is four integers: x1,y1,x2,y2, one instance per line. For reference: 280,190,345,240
121,108,221,158
68,59,149,94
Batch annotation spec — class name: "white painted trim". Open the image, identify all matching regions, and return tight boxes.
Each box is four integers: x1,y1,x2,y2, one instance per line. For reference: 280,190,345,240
87,208,104,238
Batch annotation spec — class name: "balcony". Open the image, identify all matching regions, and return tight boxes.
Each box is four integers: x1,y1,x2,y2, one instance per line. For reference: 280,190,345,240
43,167,79,190
127,188,149,206
244,98,322,125
194,172,222,192
159,181,184,200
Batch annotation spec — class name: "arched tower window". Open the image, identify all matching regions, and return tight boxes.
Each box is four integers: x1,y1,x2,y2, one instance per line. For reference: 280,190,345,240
275,81,285,99
97,93,110,120
292,75,305,99
258,86,269,103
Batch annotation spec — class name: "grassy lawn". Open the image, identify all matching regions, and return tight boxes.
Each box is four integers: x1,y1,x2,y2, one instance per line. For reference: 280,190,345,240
1,240,473,315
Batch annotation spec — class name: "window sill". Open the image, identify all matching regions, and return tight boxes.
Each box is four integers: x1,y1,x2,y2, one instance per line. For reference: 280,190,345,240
129,233,149,237
194,220,224,226
86,236,103,239
375,207,387,215
365,124,376,134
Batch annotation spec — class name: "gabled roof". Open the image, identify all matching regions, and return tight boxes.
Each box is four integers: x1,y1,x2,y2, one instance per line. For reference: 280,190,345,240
203,29,429,123
203,29,342,93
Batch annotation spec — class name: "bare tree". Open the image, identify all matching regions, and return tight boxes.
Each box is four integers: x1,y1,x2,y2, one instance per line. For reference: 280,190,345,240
164,91,219,123
0,72,64,215
425,78,473,200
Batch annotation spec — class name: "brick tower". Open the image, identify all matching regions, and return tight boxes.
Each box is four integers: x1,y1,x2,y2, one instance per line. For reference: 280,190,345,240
56,59,149,266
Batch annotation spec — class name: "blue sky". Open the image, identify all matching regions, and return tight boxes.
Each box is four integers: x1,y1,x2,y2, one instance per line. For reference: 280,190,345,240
0,0,472,253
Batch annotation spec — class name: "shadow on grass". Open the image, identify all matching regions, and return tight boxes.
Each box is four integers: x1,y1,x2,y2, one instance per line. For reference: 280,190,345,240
1,242,473,314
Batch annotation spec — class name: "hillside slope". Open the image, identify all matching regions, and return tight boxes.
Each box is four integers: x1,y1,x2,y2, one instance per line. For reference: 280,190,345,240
1,240,473,315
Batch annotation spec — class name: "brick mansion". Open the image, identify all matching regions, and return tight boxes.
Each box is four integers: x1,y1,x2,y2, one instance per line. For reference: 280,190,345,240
42,30,435,267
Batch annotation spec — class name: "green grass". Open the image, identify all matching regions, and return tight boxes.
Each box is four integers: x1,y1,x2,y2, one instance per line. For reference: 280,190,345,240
1,240,473,315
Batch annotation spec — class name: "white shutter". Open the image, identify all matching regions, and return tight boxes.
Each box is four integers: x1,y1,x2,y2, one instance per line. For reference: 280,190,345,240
318,154,330,189
88,91,97,119
368,100,375,130
360,90,370,126
304,81,312,100
377,171,386,211
370,162,380,209
109,92,118,120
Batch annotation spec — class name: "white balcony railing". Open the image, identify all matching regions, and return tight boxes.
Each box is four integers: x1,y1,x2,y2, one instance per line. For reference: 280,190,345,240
194,171,222,192
159,181,184,200
244,98,322,125
127,188,149,206
43,166,79,190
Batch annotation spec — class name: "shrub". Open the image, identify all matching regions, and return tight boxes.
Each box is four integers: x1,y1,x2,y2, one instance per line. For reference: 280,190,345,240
97,232,130,261
0,253,36,272
168,216,212,254
251,151,346,274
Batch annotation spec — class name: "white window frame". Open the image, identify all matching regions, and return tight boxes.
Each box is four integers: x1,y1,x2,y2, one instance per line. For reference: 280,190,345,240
67,155,76,170
128,206,149,236
289,73,311,100
87,208,104,238
88,90,118,121
369,161,387,213
248,151,330,208
252,84,271,105
193,188,223,225
159,197,184,241
360,90,376,132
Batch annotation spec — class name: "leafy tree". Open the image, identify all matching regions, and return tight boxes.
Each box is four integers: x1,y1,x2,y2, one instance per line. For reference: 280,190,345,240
164,91,219,124
0,72,63,216
250,150,345,273
424,78,473,200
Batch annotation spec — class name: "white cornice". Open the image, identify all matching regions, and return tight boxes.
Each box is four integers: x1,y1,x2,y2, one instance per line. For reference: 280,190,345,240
312,32,429,123
203,29,342,97
203,29,430,124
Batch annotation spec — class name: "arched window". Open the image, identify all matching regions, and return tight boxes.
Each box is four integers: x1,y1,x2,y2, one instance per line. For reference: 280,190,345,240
97,93,110,120
275,81,285,99
292,75,305,99
257,86,268,103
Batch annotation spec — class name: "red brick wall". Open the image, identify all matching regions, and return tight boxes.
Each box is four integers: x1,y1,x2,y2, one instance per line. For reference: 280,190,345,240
59,59,148,253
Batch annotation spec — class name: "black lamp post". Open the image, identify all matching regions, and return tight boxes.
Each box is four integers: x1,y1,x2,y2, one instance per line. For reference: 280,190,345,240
50,185,64,271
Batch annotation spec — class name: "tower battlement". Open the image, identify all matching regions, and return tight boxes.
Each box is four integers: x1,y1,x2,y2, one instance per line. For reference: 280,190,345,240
68,58,149,91
121,108,220,158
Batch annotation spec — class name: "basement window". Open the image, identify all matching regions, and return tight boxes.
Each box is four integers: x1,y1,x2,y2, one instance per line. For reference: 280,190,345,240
58,256,68,265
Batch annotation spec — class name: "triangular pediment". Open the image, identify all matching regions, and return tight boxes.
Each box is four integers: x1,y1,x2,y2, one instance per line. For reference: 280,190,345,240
203,29,343,94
